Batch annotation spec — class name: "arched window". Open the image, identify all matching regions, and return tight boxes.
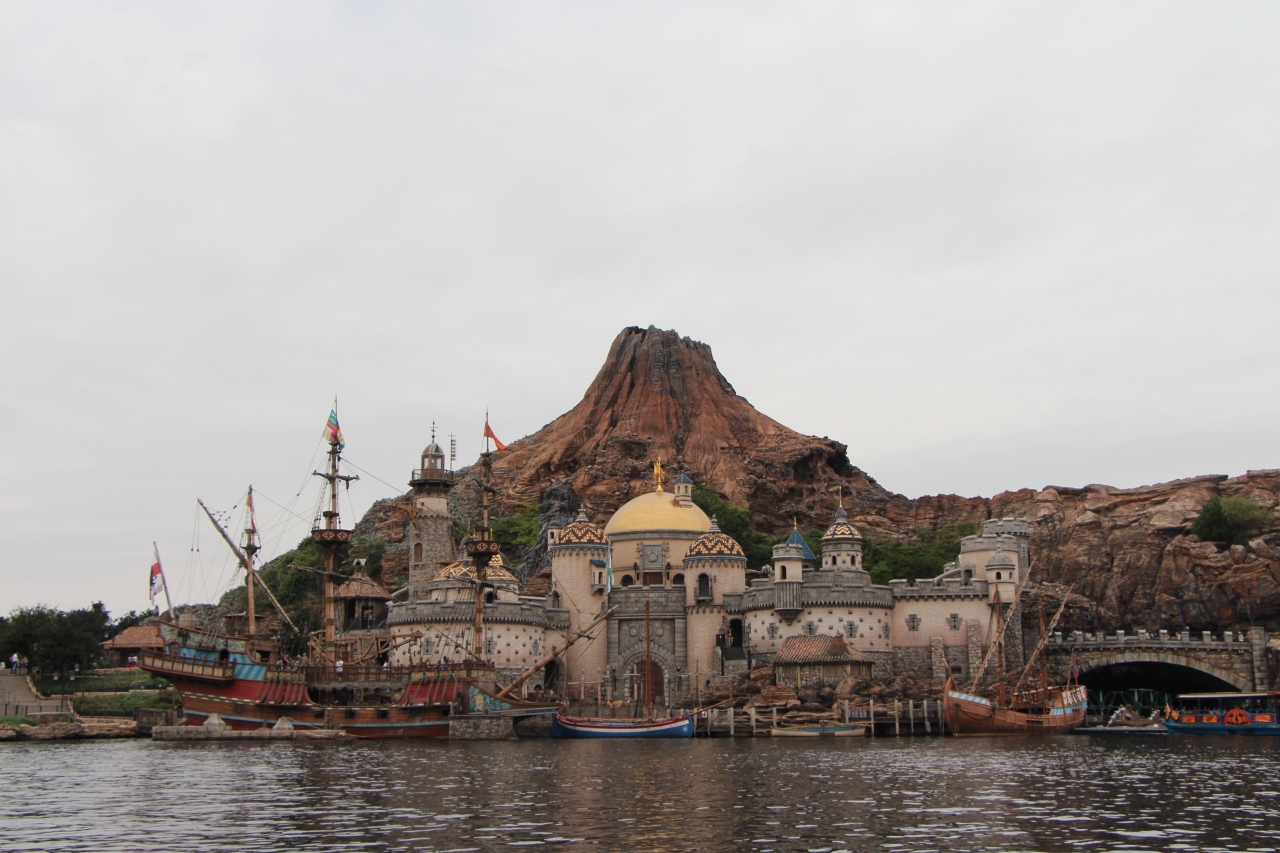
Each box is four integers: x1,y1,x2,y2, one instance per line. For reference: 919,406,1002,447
620,575,635,587
484,590,495,604
995,572,1002,580
672,574,685,586
414,542,423,562
697,574,711,598
549,590,562,608
780,566,787,580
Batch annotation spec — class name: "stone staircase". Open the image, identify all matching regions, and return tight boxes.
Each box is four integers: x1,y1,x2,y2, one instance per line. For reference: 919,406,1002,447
0,672,71,718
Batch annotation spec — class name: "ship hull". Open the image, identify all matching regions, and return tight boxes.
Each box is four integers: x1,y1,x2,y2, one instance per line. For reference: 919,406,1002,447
770,725,867,738
550,713,694,738
944,678,1087,736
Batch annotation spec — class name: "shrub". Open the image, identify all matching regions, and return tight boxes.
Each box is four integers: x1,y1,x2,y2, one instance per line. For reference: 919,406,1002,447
1192,496,1274,545
865,522,978,585
491,504,541,553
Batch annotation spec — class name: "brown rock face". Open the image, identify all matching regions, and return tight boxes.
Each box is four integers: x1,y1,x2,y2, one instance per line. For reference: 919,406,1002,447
360,325,1280,633
486,325,884,530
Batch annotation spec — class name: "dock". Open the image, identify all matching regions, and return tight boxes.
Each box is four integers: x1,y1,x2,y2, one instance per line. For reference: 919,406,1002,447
697,699,949,737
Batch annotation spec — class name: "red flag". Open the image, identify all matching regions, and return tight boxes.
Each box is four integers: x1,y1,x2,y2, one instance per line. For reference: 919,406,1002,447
149,560,164,605
483,420,507,453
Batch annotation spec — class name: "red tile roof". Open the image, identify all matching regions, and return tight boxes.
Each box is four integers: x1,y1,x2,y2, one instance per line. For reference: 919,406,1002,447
102,625,164,650
773,634,867,665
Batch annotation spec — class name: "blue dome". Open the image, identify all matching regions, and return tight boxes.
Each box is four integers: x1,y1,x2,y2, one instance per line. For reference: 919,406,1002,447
785,528,816,561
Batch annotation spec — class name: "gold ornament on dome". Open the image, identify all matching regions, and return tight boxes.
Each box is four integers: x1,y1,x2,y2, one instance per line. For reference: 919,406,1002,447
654,457,665,492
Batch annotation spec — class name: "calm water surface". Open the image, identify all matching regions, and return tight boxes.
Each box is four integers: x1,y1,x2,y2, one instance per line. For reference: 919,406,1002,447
3,735,1279,852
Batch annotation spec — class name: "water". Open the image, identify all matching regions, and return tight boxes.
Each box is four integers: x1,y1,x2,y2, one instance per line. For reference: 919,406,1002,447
3,736,1279,852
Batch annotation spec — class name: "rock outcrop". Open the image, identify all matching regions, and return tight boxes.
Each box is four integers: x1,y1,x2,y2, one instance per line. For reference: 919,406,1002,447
485,325,884,531
355,325,1280,633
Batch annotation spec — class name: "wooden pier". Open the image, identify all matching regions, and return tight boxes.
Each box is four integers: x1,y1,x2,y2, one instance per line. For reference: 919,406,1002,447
697,699,949,737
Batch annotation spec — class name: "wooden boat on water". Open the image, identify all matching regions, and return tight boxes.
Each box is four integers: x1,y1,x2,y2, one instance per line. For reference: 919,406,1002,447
943,577,1088,736
1165,692,1280,735
770,724,867,738
944,678,1088,736
551,713,694,738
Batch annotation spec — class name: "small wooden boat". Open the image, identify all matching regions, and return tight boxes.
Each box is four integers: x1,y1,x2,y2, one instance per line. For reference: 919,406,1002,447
1106,706,1164,729
1165,692,1280,735
770,724,867,738
550,713,694,738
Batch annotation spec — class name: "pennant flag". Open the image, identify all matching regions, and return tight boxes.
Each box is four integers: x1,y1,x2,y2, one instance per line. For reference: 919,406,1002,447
322,408,345,450
483,420,507,453
149,558,165,606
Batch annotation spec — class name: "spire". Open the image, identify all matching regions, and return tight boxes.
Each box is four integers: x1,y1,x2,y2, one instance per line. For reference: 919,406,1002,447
576,505,589,523
709,515,720,533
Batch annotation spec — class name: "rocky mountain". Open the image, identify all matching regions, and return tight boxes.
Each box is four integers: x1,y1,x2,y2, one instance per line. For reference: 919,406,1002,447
359,325,1280,633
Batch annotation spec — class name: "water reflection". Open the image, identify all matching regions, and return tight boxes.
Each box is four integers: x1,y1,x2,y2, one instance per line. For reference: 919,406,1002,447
1,736,1278,851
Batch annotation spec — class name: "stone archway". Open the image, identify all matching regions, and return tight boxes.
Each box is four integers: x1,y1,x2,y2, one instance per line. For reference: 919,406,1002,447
620,650,674,703
1078,651,1250,692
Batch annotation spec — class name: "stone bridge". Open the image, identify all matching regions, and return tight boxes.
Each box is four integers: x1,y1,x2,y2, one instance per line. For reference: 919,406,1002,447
1041,627,1273,692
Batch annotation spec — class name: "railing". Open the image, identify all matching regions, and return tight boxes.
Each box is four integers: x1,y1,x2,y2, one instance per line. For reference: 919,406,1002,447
1048,629,1260,646
410,468,455,483
137,651,236,682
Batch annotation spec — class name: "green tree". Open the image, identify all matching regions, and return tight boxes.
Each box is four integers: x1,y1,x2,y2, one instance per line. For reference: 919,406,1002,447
865,522,978,585
0,604,111,673
108,608,157,639
1192,496,1274,545
690,484,777,569
491,504,541,554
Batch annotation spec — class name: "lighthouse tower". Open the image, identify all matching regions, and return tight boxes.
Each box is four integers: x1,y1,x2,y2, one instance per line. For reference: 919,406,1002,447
407,425,456,601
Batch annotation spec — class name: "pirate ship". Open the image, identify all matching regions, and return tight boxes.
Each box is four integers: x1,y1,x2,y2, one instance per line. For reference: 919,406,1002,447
139,412,565,737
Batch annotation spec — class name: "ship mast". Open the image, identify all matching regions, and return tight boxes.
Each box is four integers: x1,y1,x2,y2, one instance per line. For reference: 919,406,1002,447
244,487,259,636
313,424,358,657
465,419,502,664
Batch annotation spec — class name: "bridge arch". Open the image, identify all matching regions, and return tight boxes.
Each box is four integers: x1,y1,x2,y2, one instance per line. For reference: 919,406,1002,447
1078,650,1249,692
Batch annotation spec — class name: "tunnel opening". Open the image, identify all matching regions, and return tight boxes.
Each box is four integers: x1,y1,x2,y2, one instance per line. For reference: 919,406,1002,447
1079,662,1240,718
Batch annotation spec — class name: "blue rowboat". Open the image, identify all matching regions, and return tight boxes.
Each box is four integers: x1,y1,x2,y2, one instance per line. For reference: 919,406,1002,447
551,713,694,739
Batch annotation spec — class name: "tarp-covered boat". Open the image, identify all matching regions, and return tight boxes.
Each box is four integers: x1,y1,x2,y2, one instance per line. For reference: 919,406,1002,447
550,713,694,738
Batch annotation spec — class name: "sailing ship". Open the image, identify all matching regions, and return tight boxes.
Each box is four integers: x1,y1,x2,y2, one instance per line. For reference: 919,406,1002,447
551,547,693,739
140,412,562,737
943,583,1087,736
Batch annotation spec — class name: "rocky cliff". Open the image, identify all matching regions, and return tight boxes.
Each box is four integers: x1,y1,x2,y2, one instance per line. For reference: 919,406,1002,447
360,325,1280,633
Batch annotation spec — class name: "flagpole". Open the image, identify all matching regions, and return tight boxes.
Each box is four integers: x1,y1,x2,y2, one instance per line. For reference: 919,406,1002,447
153,542,175,621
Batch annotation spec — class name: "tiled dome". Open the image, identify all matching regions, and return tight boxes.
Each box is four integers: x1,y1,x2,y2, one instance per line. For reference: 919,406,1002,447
986,548,1016,569
686,517,746,559
557,507,608,545
822,506,862,542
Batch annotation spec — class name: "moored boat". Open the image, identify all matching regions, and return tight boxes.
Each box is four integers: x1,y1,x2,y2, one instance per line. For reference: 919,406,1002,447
1165,692,1280,735
944,678,1088,736
770,724,867,738
550,713,694,738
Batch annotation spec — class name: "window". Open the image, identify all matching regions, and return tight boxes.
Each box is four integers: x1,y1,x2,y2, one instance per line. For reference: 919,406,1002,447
780,566,787,580
906,614,921,631
672,574,685,586
621,575,635,587
697,574,711,598
414,542,423,562
484,636,494,655
767,623,779,639
549,591,561,608
948,613,963,630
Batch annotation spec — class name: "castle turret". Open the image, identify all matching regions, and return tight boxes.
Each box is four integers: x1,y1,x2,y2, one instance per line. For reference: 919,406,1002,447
407,426,456,601
771,526,812,624
819,505,864,573
984,547,1017,604
683,516,747,605
549,507,610,695
673,473,694,508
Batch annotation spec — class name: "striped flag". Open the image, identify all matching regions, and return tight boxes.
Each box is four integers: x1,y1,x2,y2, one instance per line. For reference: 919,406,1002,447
322,409,345,450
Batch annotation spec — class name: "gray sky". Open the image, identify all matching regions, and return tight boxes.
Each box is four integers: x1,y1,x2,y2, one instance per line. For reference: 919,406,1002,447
3,2,1278,617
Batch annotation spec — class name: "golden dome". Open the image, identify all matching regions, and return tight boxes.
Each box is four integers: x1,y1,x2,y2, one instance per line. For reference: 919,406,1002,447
603,490,711,536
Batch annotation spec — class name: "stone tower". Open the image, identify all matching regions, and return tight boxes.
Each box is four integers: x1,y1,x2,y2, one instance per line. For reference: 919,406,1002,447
407,431,456,601
549,507,611,697
819,505,864,572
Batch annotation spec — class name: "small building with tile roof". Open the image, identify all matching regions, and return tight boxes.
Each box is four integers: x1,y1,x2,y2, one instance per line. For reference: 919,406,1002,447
773,634,871,689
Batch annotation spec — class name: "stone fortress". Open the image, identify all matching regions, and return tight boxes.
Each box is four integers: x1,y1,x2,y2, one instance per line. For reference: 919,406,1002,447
387,441,1030,701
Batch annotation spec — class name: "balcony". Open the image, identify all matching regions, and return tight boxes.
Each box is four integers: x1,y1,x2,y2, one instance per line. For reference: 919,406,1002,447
410,468,455,485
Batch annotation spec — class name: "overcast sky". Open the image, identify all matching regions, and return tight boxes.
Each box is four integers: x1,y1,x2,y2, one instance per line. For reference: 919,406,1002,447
3,2,1278,617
